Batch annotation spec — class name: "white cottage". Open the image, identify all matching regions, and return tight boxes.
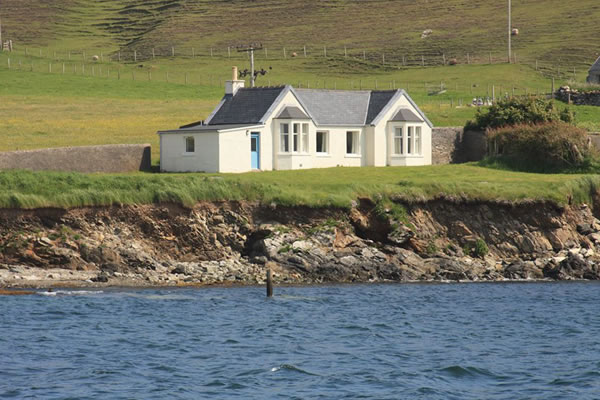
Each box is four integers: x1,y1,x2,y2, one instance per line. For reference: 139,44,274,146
158,67,433,173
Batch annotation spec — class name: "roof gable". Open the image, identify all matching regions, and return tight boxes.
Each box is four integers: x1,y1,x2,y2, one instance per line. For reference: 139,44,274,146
391,108,423,122
276,106,310,119
590,56,600,73
208,87,286,125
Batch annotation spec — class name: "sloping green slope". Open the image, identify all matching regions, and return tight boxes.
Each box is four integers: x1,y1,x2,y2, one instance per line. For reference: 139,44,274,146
1,0,599,66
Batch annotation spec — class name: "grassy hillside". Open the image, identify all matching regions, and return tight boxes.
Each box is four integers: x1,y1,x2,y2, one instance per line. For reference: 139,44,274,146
2,0,600,68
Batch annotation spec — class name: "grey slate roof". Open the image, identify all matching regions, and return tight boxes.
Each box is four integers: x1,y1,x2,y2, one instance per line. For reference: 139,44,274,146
366,90,398,124
276,106,310,119
208,87,286,125
391,108,423,122
590,56,600,73
159,124,263,134
294,89,371,125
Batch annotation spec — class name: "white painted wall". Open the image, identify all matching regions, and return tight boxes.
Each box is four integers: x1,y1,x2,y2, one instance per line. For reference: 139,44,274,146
218,129,252,173
159,131,220,173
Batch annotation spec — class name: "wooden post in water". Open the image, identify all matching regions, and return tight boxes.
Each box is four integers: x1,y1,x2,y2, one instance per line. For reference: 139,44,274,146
266,268,273,297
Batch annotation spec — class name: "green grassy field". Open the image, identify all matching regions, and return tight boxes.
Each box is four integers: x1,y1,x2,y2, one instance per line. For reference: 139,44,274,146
1,165,598,209
2,51,598,163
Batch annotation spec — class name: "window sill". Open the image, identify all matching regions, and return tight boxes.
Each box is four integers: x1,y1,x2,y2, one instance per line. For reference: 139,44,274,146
391,154,422,158
316,153,330,157
345,154,361,158
277,152,311,157
182,153,196,157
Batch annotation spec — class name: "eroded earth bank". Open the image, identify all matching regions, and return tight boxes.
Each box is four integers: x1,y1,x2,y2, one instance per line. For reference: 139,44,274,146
2,199,600,288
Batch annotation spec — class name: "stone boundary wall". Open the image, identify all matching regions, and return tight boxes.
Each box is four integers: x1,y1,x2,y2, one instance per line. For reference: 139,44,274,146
432,127,487,164
0,144,152,173
556,87,600,106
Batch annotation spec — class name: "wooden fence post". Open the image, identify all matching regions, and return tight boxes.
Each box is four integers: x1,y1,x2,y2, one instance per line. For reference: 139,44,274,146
228,46,231,58
134,50,137,62
152,48,155,59
171,47,175,57
283,47,286,58
422,55,425,67
303,45,306,57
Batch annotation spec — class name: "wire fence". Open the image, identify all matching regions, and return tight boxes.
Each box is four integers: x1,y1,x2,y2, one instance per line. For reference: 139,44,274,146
0,44,583,76
0,44,572,107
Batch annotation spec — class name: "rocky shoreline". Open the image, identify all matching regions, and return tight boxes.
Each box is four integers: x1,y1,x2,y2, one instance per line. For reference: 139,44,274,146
2,199,600,289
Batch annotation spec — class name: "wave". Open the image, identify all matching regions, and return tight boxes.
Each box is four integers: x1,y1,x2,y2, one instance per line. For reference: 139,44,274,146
439,365,499,379
38,290,104,296
270,364,319,376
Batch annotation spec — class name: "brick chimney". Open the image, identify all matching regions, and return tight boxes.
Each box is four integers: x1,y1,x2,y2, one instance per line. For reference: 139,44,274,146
225,66,245,95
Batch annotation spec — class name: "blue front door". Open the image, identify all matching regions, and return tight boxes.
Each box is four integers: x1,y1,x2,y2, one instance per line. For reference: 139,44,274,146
251,132,260,169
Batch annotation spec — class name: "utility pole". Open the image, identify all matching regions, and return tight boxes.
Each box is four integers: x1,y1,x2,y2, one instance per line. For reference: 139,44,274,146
237,43,263,87
508,0,512,63
0,15,3,50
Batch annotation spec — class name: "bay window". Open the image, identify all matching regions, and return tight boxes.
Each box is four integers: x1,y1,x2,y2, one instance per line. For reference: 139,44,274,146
302,123,309,153
415,127,422,155
280,123,289,152
293,123,300,152
393,127,403,155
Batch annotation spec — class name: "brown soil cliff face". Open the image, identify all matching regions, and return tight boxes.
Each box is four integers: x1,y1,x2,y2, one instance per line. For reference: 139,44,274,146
1,200,599,288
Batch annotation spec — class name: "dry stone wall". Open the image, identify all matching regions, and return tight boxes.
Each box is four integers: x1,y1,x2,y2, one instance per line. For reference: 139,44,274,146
431,127,486,164
0,144,152,173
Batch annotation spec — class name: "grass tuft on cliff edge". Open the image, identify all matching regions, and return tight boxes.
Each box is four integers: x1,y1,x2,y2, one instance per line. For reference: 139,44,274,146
1,165,599,209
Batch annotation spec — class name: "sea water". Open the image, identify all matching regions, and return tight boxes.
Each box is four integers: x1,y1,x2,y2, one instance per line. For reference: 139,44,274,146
1,282,599,399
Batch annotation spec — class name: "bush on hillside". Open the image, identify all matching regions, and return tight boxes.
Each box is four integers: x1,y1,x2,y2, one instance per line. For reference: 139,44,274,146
485,122,596,172
466,97,574,131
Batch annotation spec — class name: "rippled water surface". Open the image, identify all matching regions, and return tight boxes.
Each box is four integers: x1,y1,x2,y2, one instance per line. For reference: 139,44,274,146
1,282,600,399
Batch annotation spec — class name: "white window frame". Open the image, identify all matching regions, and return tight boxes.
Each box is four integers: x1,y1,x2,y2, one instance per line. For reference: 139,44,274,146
316,130,329,155
346,131,360,155
301,123,309,153
393,127,403,155
390,123,424,157
184,136,195,154
280,123,290,153
293,123,300,152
